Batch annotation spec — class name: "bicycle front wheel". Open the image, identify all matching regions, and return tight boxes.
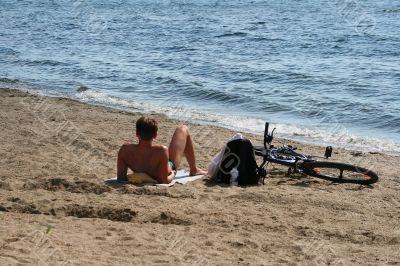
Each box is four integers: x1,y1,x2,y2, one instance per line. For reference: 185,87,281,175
302,161,379,185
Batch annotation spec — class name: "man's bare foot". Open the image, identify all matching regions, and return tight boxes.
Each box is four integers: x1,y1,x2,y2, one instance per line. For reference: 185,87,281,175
189,167,207,176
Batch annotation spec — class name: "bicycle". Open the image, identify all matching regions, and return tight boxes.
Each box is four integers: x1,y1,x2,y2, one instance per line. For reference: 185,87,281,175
254,123,379,185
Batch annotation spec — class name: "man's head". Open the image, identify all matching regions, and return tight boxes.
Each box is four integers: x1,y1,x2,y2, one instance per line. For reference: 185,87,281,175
136,116,158,140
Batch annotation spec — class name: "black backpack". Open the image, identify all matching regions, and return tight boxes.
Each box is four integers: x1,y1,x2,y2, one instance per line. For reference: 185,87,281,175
215,138,262,185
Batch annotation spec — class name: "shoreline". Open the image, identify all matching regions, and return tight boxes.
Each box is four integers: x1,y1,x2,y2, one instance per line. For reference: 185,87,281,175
0,87,399,265
4,85,400,156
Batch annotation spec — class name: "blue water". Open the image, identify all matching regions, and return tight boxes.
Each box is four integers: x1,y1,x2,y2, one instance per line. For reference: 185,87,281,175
1,0,400,153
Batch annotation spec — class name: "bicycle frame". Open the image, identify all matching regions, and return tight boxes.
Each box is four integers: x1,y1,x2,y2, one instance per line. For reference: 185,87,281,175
258,122,315,169
254,122,379,185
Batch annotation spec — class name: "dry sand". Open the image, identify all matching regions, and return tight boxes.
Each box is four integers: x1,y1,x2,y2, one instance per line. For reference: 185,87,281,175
0,88,399,265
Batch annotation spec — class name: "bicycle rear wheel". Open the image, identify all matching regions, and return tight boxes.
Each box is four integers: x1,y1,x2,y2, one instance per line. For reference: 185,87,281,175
302,161,379,185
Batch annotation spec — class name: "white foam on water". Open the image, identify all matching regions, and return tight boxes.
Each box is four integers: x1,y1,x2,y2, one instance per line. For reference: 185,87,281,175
74,89,400,155
272,123,400,155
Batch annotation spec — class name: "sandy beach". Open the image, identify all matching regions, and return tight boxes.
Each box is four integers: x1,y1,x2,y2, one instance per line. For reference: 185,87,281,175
0,88,399,265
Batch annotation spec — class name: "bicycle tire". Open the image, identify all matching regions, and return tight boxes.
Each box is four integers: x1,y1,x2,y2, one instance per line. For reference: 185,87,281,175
302,161,379,185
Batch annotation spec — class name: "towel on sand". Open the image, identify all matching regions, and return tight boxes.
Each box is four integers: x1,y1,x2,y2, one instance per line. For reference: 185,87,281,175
104,170,204,187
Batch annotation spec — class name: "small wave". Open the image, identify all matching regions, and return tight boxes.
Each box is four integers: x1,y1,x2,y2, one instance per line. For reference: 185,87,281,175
192,81,203,87
175,86,247,104
0,78,20,84
216,32,248,38
372,50,400,57
250,21,267,25
0,47,19,55
77,85,90,92
154,77,202,89
22,59,70,67
382,8,400,13
285,71,312,80
155,77,178,84
75,90,146,111
258,102,293,113
335,37,348,43
250,36,282,42
166,46,197,52
96,75,118,80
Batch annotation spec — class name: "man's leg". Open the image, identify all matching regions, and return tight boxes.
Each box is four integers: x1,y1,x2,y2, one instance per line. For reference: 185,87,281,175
169,125,206,176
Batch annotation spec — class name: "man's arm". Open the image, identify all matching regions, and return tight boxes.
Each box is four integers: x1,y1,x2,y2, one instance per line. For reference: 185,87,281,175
117,146,128,181
157,146,174,184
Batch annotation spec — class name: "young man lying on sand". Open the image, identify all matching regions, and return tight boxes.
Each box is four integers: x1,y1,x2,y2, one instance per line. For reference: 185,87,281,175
117,116,207,184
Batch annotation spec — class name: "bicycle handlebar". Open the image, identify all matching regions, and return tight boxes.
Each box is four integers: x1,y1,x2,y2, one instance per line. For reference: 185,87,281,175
264,122,269,148
264,122,276,148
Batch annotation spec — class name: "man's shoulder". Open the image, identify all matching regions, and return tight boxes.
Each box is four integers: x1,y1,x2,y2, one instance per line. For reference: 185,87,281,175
119,143,137,153
152,144,169,153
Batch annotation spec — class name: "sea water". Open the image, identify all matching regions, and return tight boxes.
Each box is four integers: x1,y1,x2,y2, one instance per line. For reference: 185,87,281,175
1,0,399,154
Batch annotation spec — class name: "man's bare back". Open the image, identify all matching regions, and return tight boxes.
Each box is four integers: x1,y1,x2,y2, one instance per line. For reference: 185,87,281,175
117,143,172,182
117,117,206,184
